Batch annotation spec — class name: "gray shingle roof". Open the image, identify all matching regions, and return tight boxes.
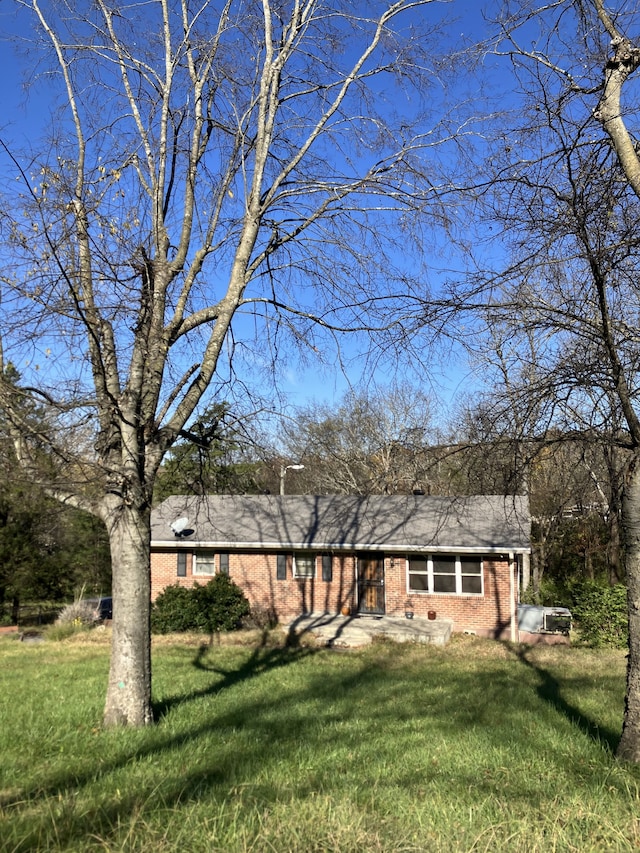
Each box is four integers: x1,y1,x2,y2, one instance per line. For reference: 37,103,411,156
151,494,530,554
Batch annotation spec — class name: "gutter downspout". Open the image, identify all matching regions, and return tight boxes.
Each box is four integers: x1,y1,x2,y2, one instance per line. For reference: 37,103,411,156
509,552,517,643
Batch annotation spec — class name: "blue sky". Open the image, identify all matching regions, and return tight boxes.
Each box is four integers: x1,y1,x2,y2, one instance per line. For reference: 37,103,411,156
0,1,503,426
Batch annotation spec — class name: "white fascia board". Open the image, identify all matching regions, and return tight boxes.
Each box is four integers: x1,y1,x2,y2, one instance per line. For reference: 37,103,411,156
152,539,530,554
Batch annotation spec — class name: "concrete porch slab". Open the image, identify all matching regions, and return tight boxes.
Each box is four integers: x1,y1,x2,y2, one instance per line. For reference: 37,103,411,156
285,613,453,648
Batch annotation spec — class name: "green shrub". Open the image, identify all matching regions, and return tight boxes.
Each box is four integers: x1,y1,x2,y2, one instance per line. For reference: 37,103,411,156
571,581,628,648
150,584,204,633
151,575,250,634
193,574,251,632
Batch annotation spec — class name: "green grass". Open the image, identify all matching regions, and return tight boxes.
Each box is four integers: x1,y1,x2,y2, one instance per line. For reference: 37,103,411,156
0,630,638,852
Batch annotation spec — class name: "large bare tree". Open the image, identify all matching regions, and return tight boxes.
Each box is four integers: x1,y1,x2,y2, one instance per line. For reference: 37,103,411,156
278,384,438,495
0,0,455,726
455,0,640,760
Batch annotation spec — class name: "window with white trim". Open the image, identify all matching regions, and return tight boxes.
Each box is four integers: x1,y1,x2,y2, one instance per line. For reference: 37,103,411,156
408,555,483,595
432,555,456,593
293,552,316,579
408,556,429,591
193,551,216,576
460,555,482,594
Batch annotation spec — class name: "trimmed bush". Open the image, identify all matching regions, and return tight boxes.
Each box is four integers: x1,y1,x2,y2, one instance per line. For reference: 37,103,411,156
192,574,251,632
150,584,204,633
151,575,250,634
571,581,628,648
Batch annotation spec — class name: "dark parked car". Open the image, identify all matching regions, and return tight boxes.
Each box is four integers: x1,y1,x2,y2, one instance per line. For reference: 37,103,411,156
86,597,113,621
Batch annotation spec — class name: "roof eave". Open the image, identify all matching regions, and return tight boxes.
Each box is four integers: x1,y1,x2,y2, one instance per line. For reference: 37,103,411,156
151,539,530,554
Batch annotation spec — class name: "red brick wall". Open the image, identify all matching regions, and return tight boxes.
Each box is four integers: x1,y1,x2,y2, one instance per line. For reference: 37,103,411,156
151,550,359,615
383,554,515,639
151,549,196,599
150,549,516,638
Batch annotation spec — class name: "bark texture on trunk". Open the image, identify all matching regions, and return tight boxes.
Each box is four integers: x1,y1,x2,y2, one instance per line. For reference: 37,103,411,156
103,502,153,728
618,453,640,761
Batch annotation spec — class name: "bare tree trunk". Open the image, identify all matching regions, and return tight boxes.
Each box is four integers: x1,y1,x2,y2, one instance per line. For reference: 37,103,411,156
618,453,640,761
103,502,153,727
609,508,623,584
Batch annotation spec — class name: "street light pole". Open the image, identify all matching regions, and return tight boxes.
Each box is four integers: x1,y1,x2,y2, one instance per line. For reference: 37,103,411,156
280,463,304,495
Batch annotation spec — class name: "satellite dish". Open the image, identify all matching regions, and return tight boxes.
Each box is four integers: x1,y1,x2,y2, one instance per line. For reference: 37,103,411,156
171,516,190,536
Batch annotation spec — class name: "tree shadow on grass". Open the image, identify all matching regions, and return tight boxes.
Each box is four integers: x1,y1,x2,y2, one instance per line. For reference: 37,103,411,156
153,616,342,720
3,639,631,851
1,636,332,850
513,645,621,754
152,630,318,720
2,633,321,813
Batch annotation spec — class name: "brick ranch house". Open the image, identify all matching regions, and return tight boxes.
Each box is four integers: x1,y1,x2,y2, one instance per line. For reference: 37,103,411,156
150,494,531,640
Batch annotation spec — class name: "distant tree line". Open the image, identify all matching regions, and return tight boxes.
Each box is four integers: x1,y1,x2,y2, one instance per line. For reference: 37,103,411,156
0,371,111,621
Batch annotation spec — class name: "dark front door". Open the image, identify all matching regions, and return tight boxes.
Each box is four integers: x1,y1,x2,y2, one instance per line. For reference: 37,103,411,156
357,554,385,615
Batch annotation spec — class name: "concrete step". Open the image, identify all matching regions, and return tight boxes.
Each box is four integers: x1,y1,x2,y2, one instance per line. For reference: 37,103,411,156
286,613,452,648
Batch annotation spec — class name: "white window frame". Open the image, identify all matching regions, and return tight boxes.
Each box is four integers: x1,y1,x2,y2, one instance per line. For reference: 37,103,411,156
193,550,216,576
407,555,483,596
293,552,316,579
431,555,458,594
459,555,483,595
407,556,430,592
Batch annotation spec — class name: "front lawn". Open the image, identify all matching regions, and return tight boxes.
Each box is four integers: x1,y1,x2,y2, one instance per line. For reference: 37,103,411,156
0,631,637,852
